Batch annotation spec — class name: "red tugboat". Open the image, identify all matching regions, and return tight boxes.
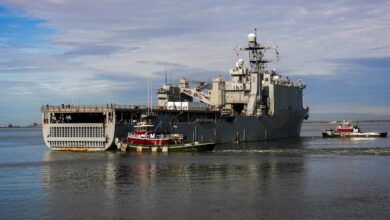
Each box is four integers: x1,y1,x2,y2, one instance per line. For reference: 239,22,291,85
127,122,171,146
322,121,387,138
116,121,215,152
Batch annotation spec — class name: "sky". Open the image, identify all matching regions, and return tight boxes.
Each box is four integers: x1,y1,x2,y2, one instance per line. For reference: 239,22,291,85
0,0,389,125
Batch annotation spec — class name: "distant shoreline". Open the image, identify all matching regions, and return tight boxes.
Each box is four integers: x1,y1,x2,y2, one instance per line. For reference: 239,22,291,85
0,126,41,129
304,120,390,123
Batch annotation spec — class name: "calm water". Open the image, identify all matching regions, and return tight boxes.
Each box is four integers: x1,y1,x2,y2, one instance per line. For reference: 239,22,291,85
0,123,389,219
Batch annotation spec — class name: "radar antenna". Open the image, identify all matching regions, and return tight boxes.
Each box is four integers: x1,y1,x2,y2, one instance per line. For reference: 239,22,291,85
238,28,281,115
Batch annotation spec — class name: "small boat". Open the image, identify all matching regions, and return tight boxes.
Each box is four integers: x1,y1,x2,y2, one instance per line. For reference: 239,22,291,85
116,121,215,152
322,121,387,138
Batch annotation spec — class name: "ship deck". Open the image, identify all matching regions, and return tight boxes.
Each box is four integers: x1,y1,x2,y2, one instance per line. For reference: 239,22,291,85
41,104,220,114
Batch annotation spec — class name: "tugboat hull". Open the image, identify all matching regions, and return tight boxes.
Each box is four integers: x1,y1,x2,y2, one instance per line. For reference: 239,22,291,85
116,140,216,152
322,129,387,138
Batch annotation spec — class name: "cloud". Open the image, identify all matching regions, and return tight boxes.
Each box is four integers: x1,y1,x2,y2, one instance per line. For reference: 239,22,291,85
63,44,126,56
137,60,186,68
1,0,390,123
330,56,390,69
0,56,73,74
3,0,390,77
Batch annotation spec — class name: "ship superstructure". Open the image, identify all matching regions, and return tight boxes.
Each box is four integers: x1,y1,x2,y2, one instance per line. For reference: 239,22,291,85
41,31,309,150
157,32,307,118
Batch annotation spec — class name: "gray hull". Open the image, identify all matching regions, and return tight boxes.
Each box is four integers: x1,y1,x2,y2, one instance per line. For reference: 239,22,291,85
124,113,305,144
42,105,306,150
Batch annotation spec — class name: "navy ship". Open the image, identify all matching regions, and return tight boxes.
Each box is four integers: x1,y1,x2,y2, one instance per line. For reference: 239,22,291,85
41,31,309,150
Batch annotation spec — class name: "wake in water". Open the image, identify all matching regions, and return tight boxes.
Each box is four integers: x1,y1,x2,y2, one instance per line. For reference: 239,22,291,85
214,134,390,155
216,147,390,155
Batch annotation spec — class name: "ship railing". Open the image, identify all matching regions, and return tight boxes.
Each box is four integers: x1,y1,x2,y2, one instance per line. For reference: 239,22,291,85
115,105,217,112
42,104,219,112
41,104,150,112
273,79,306,89
156,106,219,112
114,104,149,110
115,105,211,111
41,104,116,112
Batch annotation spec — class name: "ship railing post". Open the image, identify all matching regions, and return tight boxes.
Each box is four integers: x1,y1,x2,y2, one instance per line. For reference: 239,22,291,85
194,126,197,142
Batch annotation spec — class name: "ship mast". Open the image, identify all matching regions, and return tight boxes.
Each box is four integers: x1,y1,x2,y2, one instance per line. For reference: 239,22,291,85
241,29,271,116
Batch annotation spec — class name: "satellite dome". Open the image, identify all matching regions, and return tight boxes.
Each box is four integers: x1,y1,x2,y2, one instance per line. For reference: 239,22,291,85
248,33,256,42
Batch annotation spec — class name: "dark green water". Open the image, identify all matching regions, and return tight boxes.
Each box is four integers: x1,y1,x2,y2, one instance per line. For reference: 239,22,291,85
0,123,389,219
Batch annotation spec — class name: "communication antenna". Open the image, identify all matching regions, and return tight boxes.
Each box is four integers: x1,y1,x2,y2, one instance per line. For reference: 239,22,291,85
147,78,150,114
146,78,154,114
233,45,240,57
254,28,258,44
150,80,153,113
